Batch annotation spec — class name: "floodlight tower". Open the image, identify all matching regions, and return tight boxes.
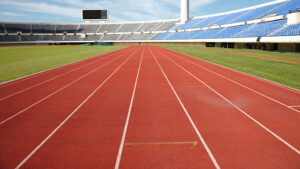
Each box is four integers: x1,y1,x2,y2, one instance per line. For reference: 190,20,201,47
180,0,189,24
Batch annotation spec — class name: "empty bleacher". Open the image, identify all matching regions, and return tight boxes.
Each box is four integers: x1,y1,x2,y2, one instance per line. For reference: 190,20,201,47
64,35,82,41
118,24,140,32
193,29,222,39
229,3,283,23
0,0,299,43
263,0,300,16
137,22,160,32
55,25,78,34
97,24,122,33
0,24,5,33
101,34,122,41
77,24,99,33
32,24,55,33
154,0,300,40
154,21,177,31
0,19,176,42
0,35,20,41
234,20,286,38
211,25,251,38
165,31,187,40
271,22,300,36
5,24,31,33
82,35,102,41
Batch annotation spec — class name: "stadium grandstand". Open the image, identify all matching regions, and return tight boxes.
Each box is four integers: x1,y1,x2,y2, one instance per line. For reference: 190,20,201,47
0,0,300,51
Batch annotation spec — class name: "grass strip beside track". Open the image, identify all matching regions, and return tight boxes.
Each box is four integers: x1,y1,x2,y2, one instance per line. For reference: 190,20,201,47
209,47,300,61
0,46,125,82
160,45,300,90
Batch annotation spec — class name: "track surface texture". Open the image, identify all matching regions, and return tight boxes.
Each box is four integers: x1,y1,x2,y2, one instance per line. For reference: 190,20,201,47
0,45,299,169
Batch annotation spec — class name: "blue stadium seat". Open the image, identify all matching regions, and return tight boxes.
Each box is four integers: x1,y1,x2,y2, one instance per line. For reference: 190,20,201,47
181,31,201,39
263,0,300,17
192,29,222,39
180,18,206,29
229,3,283,23
192,15,226,28
234,20,286,38
271,23,300,36
166,31,188,40
215,11,249,25
211,25,250,38
154,32,171,40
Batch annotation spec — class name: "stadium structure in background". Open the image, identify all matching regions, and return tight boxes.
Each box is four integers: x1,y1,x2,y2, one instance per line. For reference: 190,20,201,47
0,0,300,52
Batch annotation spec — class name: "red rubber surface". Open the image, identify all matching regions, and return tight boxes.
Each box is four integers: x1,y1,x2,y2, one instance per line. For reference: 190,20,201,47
0,45,299,169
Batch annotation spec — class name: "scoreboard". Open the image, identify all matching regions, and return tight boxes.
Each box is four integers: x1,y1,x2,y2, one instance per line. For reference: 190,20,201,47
82,10,108,20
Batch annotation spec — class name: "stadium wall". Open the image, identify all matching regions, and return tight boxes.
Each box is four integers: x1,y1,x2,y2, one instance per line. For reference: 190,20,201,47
0,40,299,52
113,41,300,52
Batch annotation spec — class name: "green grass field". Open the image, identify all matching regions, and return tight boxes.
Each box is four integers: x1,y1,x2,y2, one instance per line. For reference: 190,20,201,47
0,46,125,83
161,45,300,90
211,47,300,61
1,45,299,90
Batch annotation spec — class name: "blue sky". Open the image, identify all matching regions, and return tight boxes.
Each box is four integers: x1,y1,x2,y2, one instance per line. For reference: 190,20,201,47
0,0,276,23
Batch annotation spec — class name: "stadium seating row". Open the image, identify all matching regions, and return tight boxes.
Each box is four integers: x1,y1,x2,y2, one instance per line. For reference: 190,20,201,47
0,0,299,42
0,33,162,42
0,21,175,34
167,0,300,31
155,0,300,40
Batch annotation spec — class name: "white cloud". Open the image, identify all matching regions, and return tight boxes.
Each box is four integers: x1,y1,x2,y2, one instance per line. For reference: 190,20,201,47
0,0,82,18
53,0,179,21
0,12,25,17
190,0,218,10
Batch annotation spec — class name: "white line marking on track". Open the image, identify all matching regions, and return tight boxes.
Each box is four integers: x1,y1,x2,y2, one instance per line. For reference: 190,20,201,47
114,46,144,169
157,48,300,155
0,48,134,101
149,47,221,169
289,106,300,108
0,47,130,88
159,48,300,113
161,47,300,94
0,48,134,125
15,46,138,169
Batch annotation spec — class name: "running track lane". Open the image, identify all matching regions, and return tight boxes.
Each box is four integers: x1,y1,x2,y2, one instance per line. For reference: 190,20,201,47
156,46,300,148
13,46,144,169
0,47,140,168
162,47,300,106
117,46,217,169
0,47,136,123
0,45,299,168
152,46,300,168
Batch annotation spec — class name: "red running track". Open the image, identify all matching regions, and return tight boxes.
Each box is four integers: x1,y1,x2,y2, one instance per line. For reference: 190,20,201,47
0,45,299,169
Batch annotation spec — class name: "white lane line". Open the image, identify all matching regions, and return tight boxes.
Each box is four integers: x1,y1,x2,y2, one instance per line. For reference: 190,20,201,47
161,47,300,94
0,48,135,125
149,48,221,169
15,46,138,169
157,48,300,155
289,106,300,108
158,49,300,113
0,48,134,101
114,46,144,169
0,47,130,88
